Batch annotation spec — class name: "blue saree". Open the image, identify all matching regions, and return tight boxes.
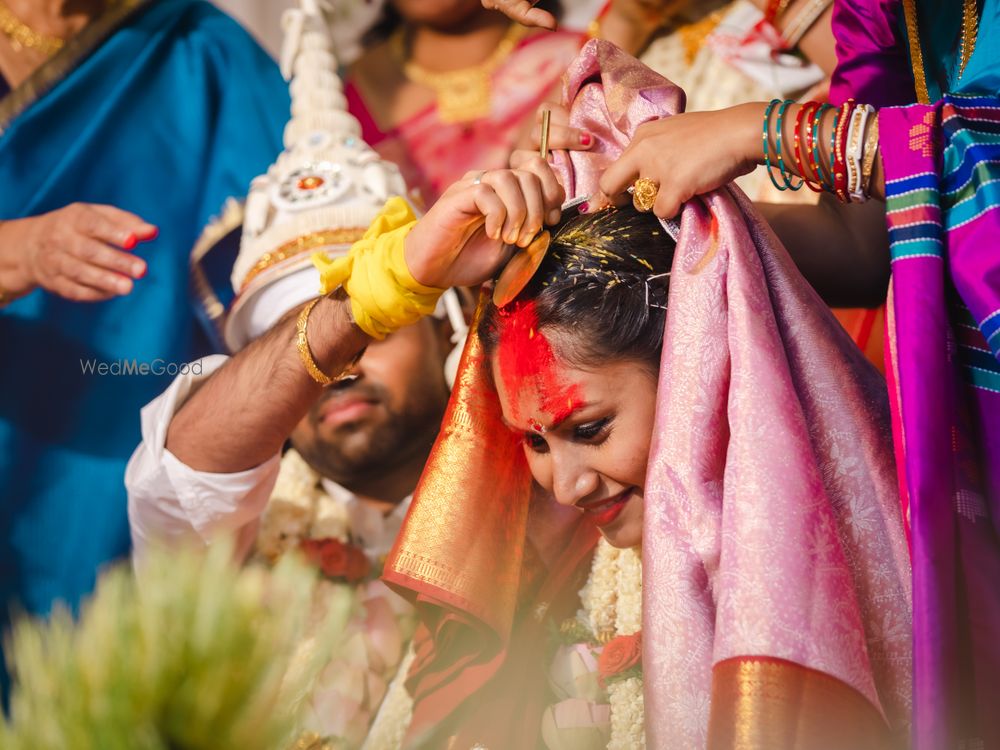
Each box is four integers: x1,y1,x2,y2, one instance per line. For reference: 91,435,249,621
0,0,289,693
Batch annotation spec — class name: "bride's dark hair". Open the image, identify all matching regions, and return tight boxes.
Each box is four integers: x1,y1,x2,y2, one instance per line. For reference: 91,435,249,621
479,204,677,371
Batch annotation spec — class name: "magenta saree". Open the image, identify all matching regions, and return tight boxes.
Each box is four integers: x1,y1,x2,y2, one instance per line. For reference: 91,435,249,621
831,1,1000,747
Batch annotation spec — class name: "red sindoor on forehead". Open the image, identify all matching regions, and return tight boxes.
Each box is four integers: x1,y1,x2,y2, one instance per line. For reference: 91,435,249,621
497,301,583,427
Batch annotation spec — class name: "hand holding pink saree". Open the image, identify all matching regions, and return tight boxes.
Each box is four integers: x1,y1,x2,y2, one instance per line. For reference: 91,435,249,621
386,39,912,750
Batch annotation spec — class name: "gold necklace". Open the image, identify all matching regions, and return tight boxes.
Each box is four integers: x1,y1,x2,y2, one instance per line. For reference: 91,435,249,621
902,0,979,104
0,0,66,56
394,23,526,124
679,9,724,66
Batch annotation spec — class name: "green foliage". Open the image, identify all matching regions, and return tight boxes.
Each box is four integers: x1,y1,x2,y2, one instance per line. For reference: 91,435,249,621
1,540,351,750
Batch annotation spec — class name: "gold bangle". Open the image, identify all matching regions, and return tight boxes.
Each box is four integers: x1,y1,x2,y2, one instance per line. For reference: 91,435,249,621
295,297,363,386
861,113,880,197
296,298,334,385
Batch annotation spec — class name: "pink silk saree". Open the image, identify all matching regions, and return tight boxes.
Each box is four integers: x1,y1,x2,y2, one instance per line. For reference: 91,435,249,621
385,39,912,749
552,40,913,748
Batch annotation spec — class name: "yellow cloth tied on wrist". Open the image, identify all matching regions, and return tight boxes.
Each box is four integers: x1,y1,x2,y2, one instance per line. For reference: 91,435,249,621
311,197,445,340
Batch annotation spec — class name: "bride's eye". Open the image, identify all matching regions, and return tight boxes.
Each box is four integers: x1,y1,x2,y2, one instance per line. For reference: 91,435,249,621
524,432,549,453
574,417,612,442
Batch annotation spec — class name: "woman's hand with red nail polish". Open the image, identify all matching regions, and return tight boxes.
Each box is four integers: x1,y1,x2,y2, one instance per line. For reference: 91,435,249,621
0,203,157,304
509,103,590,206
520,103,593,155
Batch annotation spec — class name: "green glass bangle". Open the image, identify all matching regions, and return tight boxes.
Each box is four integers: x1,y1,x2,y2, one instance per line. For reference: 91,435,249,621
829,106,841,189
763,99,786,192
775,99,804,191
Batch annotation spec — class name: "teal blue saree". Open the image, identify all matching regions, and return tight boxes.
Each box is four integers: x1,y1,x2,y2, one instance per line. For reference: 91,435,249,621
0,0,289,695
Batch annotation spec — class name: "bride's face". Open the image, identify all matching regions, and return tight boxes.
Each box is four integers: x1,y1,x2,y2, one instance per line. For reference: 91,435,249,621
490,325,657,549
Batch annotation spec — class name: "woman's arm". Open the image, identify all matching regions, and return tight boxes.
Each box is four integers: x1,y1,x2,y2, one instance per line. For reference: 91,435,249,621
593,101,889,306
597,100,885,217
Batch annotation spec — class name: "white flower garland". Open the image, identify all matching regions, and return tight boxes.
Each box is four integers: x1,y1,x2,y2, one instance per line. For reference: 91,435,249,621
256,450,323,562
607,543,643,750
257,451,352,563
580,540,620,642
579,539,645,750
259,450,414,746
360,643,416,750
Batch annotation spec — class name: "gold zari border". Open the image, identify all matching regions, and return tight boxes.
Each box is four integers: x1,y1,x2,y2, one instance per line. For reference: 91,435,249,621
383,291,533,634
708,657,897,750
239,228,367,293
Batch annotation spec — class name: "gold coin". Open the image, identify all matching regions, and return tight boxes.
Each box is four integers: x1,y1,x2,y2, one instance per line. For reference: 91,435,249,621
492,231,551,308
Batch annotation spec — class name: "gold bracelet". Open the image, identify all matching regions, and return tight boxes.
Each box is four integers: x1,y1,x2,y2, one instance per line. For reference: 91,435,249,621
295,297,363,385
861,113,880,197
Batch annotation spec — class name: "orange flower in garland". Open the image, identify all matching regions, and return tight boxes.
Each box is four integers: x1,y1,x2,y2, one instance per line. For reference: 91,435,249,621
299,538,371,583
597,632,642,684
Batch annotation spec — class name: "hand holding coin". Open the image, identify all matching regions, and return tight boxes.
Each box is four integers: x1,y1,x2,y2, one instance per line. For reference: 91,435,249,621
493,109,556,306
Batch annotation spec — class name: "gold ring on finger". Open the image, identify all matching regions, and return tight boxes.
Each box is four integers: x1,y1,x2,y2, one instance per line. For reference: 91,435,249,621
632,177,659,212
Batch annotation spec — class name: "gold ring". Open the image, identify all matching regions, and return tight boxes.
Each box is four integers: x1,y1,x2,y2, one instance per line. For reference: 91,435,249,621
632,177,659,212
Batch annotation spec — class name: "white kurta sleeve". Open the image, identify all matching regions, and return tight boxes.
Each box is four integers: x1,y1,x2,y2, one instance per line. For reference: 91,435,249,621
125,354,281,562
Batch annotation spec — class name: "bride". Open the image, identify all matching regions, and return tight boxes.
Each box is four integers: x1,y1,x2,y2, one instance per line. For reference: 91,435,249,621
320,41,911,750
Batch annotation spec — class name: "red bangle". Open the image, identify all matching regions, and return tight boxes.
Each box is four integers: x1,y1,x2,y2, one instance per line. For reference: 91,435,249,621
833,99,855,203
794,102,823,192
804,103,828,191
